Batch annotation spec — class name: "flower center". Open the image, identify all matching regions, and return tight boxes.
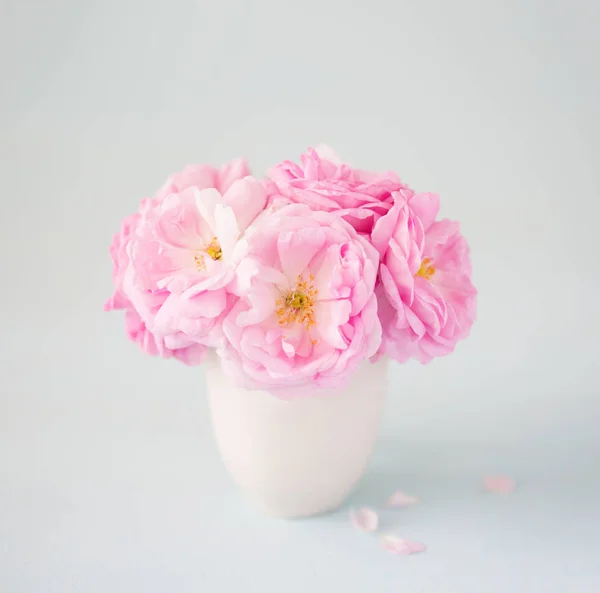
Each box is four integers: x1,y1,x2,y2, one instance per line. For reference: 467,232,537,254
276,275,318,330
194,253,206,271
193,238,222,271
416,258,435,280
205,237,223,261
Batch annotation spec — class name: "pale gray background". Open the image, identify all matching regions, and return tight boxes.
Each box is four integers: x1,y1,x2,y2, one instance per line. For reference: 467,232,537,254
1,0,599,591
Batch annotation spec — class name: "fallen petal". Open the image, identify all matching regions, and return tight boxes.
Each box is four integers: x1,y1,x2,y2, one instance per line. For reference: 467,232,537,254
381,535,426,555
387,490,419,507
350,507,379,533
483,475,516,494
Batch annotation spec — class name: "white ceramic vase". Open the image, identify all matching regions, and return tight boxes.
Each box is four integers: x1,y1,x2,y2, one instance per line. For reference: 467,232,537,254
205,354,388,518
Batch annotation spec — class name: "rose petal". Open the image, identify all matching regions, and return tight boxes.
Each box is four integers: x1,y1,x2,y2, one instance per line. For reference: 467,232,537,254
381,535,426,555
408,192,440,231
218,158,251,194
222,177,266,231
387,490,419,507
483,475,516,494
350,507,379,533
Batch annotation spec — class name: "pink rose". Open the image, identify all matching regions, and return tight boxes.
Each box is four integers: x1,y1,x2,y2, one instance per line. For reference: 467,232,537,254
104,211,207,364
220,203,382,394
269,146,410,234
372,194,477,363
129,176,267,347
105,159,262,358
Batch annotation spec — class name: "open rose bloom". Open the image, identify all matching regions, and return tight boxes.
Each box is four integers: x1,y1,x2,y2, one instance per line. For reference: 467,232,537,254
105,146,476,394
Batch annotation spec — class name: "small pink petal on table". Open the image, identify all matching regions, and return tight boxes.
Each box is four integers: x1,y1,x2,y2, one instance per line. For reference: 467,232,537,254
350,507,379,533
387,490,419,507
381,535,426,555
483,475,516,493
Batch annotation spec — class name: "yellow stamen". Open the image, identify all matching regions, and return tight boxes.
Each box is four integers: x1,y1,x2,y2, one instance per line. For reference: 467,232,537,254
416,258,435,280
205,237,223,261
275,274,318,330
194,253,206,271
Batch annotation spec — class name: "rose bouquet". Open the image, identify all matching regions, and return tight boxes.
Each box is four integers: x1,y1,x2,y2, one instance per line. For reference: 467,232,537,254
105,146,476,396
